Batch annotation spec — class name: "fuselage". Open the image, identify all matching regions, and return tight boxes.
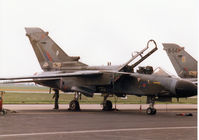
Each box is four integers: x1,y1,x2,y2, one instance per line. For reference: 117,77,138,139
35,65,197,98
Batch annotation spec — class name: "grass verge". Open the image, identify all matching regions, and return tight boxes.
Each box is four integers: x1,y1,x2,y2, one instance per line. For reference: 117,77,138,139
1,92,197,104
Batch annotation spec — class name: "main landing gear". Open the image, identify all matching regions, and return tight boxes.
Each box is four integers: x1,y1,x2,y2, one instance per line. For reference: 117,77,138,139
146,96,156,115
102,94,113,111
69,92,81,111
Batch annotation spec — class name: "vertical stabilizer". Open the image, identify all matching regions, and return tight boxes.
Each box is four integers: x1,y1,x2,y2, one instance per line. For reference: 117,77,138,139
25,28,87,71
163,43,197,78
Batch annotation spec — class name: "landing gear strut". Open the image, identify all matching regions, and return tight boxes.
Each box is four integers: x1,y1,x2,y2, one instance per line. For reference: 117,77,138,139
102,94,113,111
146,96,156,115
69,92,80,111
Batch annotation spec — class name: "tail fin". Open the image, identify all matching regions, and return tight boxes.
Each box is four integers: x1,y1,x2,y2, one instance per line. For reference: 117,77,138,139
25,28,87,71
162,43,197,78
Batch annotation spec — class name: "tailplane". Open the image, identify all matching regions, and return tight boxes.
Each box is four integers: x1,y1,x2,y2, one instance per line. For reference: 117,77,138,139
162,43,197,78
25,27,87,71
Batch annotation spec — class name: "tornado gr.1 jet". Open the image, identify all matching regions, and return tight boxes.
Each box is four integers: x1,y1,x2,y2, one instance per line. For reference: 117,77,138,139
0,28,197,115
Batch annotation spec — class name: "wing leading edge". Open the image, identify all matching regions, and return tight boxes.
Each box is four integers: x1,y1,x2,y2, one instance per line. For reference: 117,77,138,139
0,71,103,83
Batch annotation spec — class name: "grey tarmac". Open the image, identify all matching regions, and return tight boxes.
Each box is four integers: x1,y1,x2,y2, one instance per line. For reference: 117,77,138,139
2,104,197,111
0,104,197,140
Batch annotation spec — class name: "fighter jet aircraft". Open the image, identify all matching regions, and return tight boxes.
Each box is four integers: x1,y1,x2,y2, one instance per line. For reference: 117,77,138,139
0,28,197,115
162,43,197,84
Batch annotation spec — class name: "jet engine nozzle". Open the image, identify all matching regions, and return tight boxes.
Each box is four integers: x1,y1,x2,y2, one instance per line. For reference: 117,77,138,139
175,80,197,97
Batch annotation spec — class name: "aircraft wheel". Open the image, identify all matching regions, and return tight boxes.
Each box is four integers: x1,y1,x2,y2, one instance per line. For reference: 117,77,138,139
152,109,157,115
103,100,112,111
69,100,80,111
146,107,156,115
0,110,7,115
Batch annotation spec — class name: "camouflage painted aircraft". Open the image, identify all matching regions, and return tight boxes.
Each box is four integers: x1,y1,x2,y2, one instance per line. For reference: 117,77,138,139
0,28,197,115
162,43,197,84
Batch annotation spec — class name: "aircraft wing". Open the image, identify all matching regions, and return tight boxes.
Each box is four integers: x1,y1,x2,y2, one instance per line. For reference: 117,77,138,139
0,78,60,84
0,71,103,83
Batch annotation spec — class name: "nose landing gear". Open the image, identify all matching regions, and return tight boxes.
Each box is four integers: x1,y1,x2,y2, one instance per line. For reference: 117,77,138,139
146,107,156,115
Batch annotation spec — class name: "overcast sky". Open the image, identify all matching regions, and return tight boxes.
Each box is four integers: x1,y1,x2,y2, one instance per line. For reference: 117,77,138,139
0,0,198,77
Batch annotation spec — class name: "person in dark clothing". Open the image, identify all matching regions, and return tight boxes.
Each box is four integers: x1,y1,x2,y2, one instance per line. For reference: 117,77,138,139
53,89,59,109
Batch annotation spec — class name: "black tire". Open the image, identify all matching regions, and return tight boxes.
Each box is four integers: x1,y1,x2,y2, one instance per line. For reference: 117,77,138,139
146,107,152,115
152,108,156,115
146,107,156,115
69,100,80,111
103,100,112,111
0,110,7,115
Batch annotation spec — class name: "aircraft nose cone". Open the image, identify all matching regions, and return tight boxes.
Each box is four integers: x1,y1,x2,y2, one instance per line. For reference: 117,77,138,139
175,80,197,97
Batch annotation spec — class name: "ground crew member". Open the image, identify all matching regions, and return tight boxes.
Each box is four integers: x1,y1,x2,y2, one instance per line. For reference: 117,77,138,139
0,91,7,115
0,96,2,112
52,89,59,109
0,91,4,112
